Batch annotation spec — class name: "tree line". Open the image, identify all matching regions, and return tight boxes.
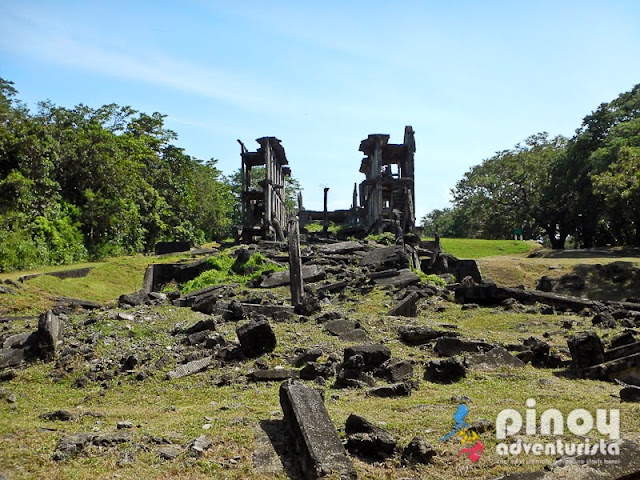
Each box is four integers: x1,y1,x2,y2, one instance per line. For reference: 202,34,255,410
421,84,640,249
0,78,299,272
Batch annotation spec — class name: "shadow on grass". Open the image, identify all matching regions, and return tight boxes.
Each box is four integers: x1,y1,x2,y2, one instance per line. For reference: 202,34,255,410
257,419,304,480
530,247,640,259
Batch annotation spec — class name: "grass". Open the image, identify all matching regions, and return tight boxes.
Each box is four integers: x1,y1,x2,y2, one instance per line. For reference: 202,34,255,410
2,240,640,479
181,252,287,294
433,238,540,259
2,297,638,480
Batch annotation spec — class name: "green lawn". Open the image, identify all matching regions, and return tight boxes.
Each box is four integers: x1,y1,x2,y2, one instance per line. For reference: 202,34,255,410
433,238,540,259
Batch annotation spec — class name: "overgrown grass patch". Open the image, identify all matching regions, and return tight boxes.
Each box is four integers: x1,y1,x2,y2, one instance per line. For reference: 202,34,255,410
181,253,287,294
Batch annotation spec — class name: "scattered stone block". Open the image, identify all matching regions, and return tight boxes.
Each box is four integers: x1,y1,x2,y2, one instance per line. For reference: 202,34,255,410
158,445,182,460
568,331,605,372
375,359,414,383
188,435,211,457
52,432,94,461
360,246,409,271
40,410,74,421
434,337,494,357
373,269,420,288
611,331,637,349
344,413,397,460
402,436,436,465
424,357,467,383
397,325,457,345
184,318,217,335
236,318,277,357
290,348,323,367
119,291,148,307
621,386,640,402
279,381,356,479
300,362,335,381
249,369,300,382
325,319,357,337
368,382,411,397
260,265,326,288
388,291,420,317
467,347,525,369
343,345,391,371
167,356,212,379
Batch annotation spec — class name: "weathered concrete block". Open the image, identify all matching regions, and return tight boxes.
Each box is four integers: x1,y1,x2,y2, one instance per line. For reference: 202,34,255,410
236,318,277,357
37,310,64,362
344,413,397,460
388,291,420,317
248,369,300,382
260,265,326,288
167,356,212,379
343,344,391,371
424,357,467,383
567,331,605,372
279,381,356,480
397,325,458,345
434,337,495,357
0,348,26,369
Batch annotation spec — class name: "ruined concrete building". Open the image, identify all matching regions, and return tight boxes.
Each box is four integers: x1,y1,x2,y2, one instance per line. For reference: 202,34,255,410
237,137,290,242
239,126,416,241
357,126,416,234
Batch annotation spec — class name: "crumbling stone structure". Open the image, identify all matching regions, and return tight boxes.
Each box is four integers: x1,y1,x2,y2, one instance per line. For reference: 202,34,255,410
238,137,291,242
357,126,416,234
298,126,416,236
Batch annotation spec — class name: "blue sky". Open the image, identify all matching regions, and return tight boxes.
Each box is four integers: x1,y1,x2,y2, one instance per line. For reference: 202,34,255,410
1,1,640,221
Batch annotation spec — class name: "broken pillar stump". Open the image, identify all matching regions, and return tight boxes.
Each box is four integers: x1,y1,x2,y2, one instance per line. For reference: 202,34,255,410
288,219,304,306
279,381,356,480
37,310,64,362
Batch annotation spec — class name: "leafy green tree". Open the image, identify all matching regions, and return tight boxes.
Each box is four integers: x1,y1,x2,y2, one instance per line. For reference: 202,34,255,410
450,133,567,245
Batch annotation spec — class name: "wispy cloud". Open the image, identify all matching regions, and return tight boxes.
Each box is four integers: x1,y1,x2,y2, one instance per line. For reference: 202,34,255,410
0,5,296,115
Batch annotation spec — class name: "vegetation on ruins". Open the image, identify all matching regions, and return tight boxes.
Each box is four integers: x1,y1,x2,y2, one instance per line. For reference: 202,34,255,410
422,84,640,249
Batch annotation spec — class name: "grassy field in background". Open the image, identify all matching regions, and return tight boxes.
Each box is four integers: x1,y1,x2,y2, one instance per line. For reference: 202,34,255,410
434,238,540,259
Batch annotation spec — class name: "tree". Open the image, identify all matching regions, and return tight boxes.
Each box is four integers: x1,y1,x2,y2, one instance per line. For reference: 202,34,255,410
559,84,640,247
450,133,568,245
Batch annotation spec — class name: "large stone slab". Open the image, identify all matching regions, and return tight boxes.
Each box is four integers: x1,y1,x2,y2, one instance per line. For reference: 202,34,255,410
583,352,640,385
167,356,212,379
360,246,409,271
0,348,26,369
316,241,365,255
397,325,459,345
568,331,605,372
279,381,356,479
373,269,420,288
249,369,300,382
467,346,526,369
260,265,326,288
435,337,495,357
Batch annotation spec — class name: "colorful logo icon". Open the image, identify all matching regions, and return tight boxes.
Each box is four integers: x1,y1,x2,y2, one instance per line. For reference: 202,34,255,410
441,404,484,463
